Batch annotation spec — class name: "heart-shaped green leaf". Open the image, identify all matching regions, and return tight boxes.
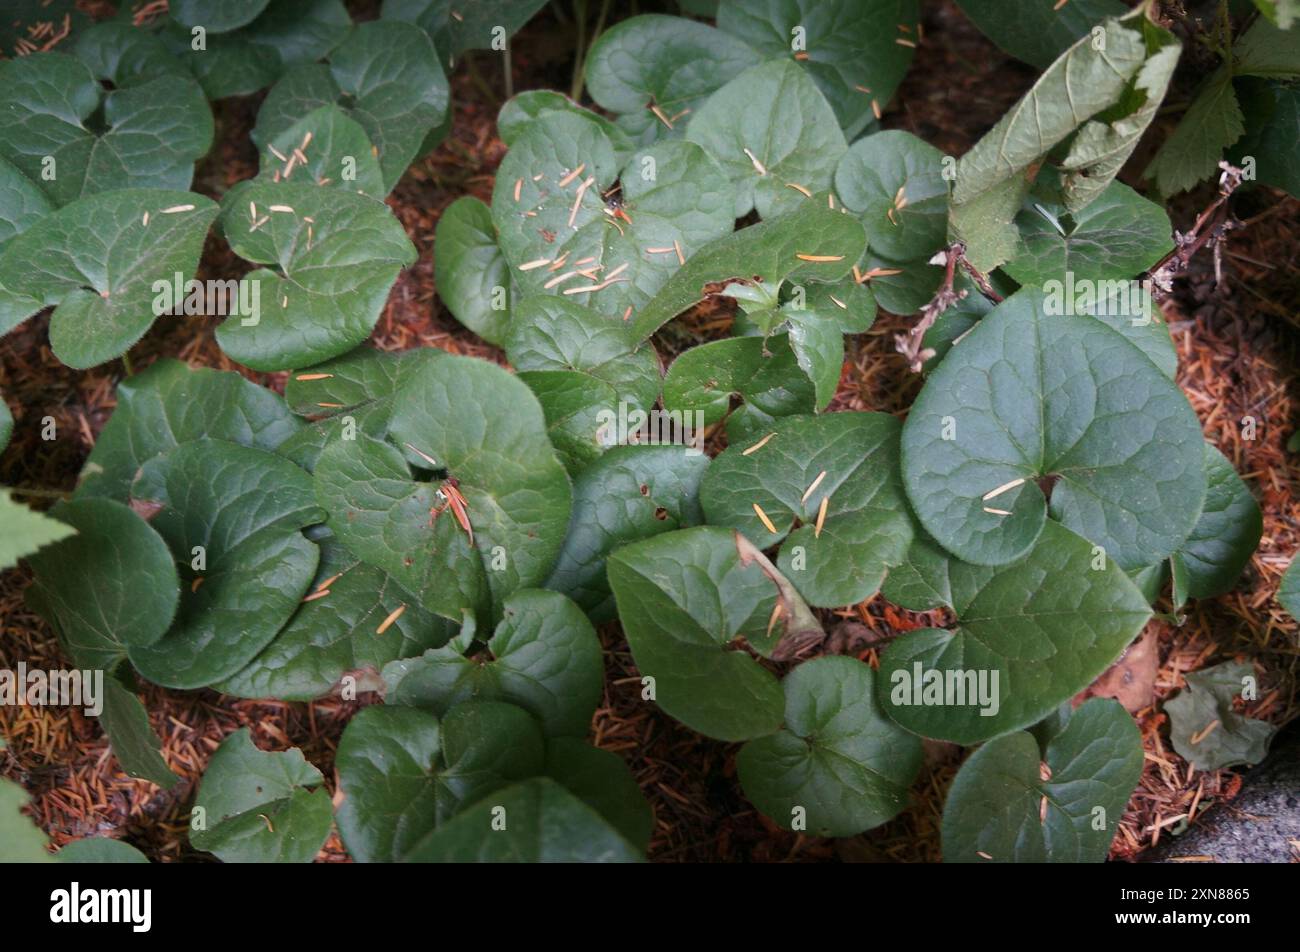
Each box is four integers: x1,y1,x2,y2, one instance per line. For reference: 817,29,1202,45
215,181,416,370
0,158,53,254
953,0,1127,69
254,21,449,192
171,0,271,33
315,352,572,624
607,525,824,741
941,698,1143,862
382,588,602,737
26,498,179,669
160,0,350,100
190,729,333,863
835,130,948,262
584,14,755,146
686,59,847,219
218,538,454,701
0,492,76,573
628,201,865,343
383,0,548,59
546,444,707,622
662,334,815,429
1165,660,1276,770
335,701,545,862
880,528,999,614
76,359,302,502
73,21,193,88
0,190,218,368
717,0,919,138
433,196,515,345
702,413,914,608
127,440,324,689
0,53,211,208
878,521,1152,743
1170,444,1261,608
401,776,643,862
1004,180,1172,288
492,115,735,322
738,656,922,837
900,289,1206,570
256,104,386,199
544,739,653,851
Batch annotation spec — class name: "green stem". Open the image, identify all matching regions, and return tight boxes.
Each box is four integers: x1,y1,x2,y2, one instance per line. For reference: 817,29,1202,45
121,350,134,376
503,44,513,101
570,0,588,101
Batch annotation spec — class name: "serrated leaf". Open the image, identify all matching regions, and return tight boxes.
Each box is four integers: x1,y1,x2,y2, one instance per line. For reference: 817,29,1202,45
545,444,707,621
0,157,53,255
384,589,603,738
662,334,816,428
497,91,636,165
1165,660,1276,770
544,739,653,851
401,776,643,862
0,190,218,368
256,104,386,199
26,498,178,667
218,540,453,701
701,413,913,608
953,0,1127,69
900,289,1206,570
1170,444,1261,608
607,525,822,741
584,14,755,145
383,0,548,60
718,0,918,137
835,130,948,262
126,440,323,689
76,359,302,502
879,521,1152,743
686,59,846,219
941,698,1143,862
335,701,545,862
434,196,515,345
0,52,211,208
254,21,449,192
949,19,1147,271
0,491,76,573
215,181,416,370
190,729,332,863
161,0,351,100
738,656,922,836
1003,179,1173,288
492,116,735,322
1146,71,1244,197
628,201,865,343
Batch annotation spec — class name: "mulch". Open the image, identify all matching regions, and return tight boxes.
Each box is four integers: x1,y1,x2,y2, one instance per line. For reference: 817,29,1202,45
0,1,1296,863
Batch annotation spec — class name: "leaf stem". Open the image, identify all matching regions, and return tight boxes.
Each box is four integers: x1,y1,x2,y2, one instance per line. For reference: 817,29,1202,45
7,486,72,500
570,0,588,100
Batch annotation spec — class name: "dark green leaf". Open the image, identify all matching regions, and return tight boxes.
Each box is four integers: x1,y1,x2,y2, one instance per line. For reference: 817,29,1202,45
953,0,1128,69
434,196,515,345
835,130,948,262
544,739,653,851
1170,444,1261,607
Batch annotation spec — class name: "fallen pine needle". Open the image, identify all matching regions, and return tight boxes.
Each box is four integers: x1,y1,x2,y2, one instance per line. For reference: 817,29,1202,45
753,503,778,534
376,604,407,635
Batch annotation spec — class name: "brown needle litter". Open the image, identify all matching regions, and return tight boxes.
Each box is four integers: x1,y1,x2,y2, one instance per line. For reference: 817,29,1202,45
753,503,778,534
801,470,828,505
743,433,776,455
376,604,407,635
814,497,829,537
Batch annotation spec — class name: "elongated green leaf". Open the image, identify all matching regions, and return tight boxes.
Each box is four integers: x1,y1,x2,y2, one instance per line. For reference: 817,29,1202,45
954,0,1127,69
190,729,332,863
879,521,1152,743
1146,71,1244,197
76,359,301,502
492,115,735,322
0,52,212,208
95,667,179,788
702,413,913,608
607,526,823,741
0,190,218,368
1170,444,1261,608
941,698,1143,862
900,289,1206,570
835,130,947,262
26,498,179,668
401,776,642,862
127,441,323,689
254,21,449,192
738,656,922,836
687,59,846,219
718,0,918,137
216,181,416,370
0,492,75,573
585,14,755,145
382,589,602,737
1165,660,1276,770
335,702,545,862
434,196,514,345
949,19,1147,271
545,444,707,621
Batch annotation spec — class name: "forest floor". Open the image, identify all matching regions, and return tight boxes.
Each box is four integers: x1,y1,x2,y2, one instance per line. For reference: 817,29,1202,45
0,1,1296,862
